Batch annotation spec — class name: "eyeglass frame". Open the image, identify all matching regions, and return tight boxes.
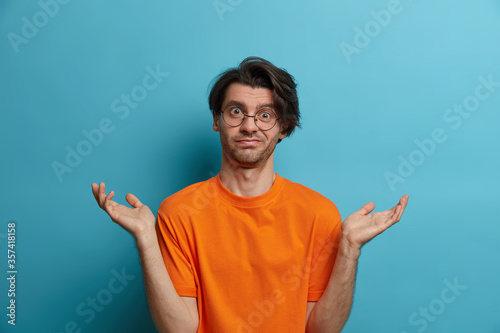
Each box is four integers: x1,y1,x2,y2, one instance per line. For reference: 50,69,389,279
220,105,281,131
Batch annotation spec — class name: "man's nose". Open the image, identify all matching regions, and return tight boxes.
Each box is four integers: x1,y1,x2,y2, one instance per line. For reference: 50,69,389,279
239,114,259,133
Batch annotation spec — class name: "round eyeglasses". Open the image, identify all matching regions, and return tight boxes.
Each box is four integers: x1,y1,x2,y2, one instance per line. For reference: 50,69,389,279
222,106,280,131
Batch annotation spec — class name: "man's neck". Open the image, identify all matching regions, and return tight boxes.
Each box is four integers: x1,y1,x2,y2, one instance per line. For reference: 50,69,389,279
219,157,276,197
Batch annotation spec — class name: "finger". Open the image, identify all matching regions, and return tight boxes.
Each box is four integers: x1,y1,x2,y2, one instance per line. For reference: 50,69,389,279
358,202,375,215
91,183,99,202
390,196,407,223
392,205,401,221
103,191,115,212
98,182,107,206
392,196,406,220
396,195,409,221
126,193,143,208
378,206,399,231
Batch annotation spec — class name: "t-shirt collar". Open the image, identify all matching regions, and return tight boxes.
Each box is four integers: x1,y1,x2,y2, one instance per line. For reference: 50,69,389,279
213,173,284,208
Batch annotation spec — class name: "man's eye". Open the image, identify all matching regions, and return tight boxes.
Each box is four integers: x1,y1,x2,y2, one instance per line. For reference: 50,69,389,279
230,108,243,115
257,110,275,121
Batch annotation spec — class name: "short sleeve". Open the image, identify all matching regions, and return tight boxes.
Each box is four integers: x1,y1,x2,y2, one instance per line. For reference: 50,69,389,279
155,201,197,297
307,207,342,302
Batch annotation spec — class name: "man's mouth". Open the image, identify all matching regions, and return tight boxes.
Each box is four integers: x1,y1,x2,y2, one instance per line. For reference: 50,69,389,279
235,139,261,146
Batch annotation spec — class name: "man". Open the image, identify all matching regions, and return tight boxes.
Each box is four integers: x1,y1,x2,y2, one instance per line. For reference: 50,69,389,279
92,57,408,332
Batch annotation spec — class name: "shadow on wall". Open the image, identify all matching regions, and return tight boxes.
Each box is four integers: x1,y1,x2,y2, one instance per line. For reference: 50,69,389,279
158,113,221,195
86,281,159,333
179,139,221,185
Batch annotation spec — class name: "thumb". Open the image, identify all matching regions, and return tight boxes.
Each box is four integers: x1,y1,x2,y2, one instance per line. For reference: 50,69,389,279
358,202,375,215
126,193,143,208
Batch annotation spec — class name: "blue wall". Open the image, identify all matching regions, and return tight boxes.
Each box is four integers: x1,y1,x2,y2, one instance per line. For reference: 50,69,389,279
1,0,499,332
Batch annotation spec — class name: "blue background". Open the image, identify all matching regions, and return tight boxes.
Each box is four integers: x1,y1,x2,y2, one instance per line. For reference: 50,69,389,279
1,0,499,332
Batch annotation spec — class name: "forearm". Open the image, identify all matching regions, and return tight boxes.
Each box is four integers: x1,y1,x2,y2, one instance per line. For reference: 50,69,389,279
306,239,360,333
135,231,198,333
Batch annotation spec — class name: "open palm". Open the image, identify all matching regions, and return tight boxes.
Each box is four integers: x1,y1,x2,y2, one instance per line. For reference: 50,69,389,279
91,182,155,239
342,195,409,249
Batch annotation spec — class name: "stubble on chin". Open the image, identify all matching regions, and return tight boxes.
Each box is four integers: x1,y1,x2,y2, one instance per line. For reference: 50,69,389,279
220,131,280,168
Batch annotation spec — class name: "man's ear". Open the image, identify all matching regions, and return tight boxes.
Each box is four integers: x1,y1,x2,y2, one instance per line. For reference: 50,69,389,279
213,113,220,132
279,125,288,140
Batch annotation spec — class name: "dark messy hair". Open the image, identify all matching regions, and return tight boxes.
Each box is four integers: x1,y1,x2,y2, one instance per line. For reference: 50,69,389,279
208,56,300,142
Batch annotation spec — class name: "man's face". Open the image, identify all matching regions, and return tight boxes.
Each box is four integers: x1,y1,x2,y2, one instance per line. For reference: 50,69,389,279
213,82,287,168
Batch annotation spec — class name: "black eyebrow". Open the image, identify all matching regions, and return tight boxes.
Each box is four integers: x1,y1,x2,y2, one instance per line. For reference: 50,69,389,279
223,100,246,110
257,103,275,109
223,100,275,111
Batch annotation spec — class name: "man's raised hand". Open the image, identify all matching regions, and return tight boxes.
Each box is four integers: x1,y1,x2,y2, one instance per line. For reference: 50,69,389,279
91,182,156,240
341,195,409,255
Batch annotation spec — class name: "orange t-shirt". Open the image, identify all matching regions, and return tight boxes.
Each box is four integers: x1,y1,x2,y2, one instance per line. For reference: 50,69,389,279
155,173,342,332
